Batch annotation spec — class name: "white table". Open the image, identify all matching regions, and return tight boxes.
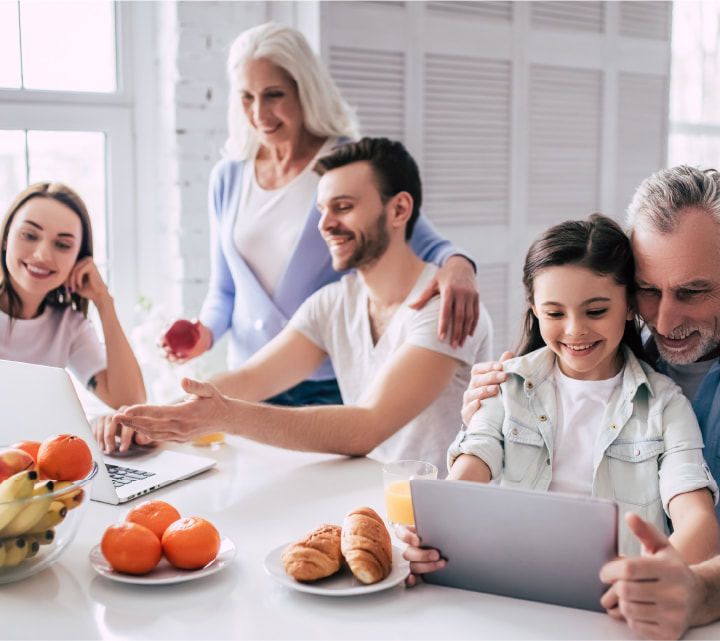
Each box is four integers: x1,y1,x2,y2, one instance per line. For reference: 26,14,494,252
2,437,719,640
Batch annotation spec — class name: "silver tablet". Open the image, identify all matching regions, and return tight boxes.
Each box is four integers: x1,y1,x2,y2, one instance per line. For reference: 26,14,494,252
411,478,618,612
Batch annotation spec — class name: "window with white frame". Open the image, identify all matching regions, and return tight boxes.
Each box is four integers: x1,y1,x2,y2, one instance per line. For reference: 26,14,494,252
0,0,136,330
668,0,720,169
0,0,139,414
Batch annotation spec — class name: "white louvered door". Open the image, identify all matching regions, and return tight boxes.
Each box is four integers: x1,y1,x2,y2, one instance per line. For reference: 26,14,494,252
319,0,671,356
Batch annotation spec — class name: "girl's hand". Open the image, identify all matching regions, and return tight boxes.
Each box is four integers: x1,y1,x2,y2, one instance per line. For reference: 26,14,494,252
91,409,156,454
66,256,109,304
396,524,446,587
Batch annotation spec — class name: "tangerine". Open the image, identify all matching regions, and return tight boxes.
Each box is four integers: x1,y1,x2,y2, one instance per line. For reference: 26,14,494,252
37,434,93,481
161,516,221,570
101,522,163,575
10,440,41,463
126,499,181,539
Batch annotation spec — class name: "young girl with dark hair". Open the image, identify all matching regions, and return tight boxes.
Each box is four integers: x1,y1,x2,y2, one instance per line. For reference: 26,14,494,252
400,213,718,583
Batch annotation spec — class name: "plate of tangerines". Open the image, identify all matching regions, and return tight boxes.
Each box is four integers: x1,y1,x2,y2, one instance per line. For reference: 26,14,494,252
90,500,236,585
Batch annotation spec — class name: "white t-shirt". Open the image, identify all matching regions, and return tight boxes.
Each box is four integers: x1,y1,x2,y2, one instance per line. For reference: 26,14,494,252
549,362,622,495
234,137,339,296
290,263,494,475
0,305,107,387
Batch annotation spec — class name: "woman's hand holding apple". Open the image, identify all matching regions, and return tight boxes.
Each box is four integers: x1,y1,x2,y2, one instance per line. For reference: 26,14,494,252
160,319,212,363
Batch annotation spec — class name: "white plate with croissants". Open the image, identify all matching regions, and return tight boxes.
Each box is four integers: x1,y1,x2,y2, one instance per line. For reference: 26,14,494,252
264,506,410,596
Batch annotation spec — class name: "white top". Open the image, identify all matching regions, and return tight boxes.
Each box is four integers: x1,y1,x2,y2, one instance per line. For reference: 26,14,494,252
290,263,493,474
0,305,107,387
549,364,622,495
233,137,339,296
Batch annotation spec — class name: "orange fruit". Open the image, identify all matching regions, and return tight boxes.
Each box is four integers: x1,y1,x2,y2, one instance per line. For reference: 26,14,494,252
37,434,93,481
10,440,41,463
161,517,221,570
101,522,162,575
126,500,181,539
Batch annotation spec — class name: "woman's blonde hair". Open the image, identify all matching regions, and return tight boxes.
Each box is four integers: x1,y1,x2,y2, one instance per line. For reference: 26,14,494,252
223,22,359,160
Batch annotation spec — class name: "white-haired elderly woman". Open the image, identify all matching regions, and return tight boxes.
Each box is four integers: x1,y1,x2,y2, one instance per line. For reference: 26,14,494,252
164,22,481,406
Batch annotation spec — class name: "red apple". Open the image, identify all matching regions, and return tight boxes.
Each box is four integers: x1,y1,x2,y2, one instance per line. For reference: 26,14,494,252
162,319,200,358
0,447,36,483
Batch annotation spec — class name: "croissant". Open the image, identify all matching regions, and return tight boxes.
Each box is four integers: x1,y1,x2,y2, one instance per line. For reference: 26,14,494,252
281,524,343,582
341,507,392,584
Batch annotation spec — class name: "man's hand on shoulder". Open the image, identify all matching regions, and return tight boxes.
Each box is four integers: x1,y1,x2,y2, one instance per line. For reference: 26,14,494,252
409,255,479,349
461,352,513,426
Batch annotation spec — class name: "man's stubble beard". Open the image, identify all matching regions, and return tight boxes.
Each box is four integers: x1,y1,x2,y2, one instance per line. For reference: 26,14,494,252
339,211,391,272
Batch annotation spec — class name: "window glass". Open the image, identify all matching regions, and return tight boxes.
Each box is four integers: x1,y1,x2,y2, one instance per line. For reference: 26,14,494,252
668,133,720,171
0,2,21,89
0,130,27,211
26,130,108,271
19,0,116,92
669,1,720,125
668,1,720,167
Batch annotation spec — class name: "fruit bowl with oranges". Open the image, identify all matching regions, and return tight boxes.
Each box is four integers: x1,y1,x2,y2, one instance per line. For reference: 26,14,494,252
0,434,98,584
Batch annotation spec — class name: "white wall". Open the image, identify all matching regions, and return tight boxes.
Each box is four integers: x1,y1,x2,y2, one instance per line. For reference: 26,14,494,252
320,0,671,354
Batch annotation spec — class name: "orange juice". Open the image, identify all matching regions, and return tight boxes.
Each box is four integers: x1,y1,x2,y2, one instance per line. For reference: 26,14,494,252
384,480,414,525
192,432,225,447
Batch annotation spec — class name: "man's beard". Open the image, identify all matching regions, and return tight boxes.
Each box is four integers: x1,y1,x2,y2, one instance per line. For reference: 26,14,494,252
335,212,390,272
650,324,720,365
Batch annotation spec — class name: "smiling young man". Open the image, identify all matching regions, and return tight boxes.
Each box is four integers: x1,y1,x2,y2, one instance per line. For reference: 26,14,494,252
114,138,493,474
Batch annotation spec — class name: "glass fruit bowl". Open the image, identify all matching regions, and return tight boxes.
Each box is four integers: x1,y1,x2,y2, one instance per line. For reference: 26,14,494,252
0,461,98,584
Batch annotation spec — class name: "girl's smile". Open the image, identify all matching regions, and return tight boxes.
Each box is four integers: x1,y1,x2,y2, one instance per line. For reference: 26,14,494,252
532,264,635,380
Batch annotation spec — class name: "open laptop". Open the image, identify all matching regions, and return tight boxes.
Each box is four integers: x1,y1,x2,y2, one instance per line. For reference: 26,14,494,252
0,359,217,504
410,478,618,612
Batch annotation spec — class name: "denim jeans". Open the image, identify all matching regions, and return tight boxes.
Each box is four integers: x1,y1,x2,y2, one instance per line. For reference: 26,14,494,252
264,379,343,407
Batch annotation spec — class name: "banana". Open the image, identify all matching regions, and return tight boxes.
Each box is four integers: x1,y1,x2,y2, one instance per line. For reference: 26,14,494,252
26,501,67,533
0,480,55,537
0,471,38,531
2,536,29,568
23,536,40,559
28,528,55,546
52,481,84,510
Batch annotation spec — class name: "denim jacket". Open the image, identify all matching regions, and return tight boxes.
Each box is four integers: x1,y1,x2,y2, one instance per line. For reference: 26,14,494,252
448,346,718,556
648,338,720,523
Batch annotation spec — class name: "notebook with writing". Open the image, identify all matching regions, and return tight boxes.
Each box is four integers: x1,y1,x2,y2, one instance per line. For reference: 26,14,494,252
0,359,216,504
410,478,618,612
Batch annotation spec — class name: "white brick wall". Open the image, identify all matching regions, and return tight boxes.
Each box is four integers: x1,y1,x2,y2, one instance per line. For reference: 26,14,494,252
146,2,264,315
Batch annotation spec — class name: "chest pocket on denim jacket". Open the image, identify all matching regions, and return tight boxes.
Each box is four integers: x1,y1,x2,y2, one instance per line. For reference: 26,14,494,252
502,419,546,483
606,439,663,507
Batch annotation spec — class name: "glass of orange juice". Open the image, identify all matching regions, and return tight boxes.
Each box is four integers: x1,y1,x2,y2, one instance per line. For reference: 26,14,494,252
382,460,438,526
192,432,225,448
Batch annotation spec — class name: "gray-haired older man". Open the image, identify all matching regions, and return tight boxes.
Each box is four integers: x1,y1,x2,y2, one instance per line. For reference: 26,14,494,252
460,165,720,639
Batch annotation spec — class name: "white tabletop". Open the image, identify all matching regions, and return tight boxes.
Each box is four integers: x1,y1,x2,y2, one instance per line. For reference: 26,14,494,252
2,436,719,641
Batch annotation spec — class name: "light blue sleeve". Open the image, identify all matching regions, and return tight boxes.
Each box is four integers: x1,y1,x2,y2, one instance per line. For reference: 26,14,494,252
657,382,719,513
447,390,506,478
199,162,237,343
409,213,476,271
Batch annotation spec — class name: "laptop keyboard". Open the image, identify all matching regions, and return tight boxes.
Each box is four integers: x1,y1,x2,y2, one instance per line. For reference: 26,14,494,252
106,463,156,488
